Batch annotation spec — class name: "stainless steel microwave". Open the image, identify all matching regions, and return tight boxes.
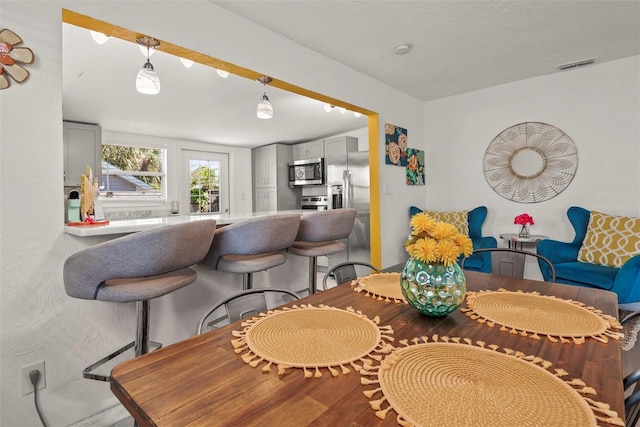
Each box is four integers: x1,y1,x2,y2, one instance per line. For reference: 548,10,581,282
288,158,325,186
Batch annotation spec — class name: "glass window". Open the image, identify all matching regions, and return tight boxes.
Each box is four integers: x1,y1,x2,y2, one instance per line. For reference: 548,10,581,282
189,159,220,214
101,144,165,199
182,150,229,215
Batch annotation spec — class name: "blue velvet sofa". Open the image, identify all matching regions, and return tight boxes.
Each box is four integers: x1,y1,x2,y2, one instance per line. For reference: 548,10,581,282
409,206,497,273
537,206,640,304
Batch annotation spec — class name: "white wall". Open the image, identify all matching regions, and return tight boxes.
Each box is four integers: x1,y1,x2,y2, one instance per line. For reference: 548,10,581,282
0,2,424,426
423,56,640,249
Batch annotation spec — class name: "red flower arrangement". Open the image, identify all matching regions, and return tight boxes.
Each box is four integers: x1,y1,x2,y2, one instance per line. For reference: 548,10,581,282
514,213,534,226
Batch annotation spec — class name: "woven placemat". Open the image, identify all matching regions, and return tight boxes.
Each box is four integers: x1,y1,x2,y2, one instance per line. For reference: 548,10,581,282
353,272,407,303
360,336,624,426
231,304,394,378
461,289,623,344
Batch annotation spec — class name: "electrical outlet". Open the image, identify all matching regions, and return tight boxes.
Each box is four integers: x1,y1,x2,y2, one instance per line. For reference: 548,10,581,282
21,360,46,396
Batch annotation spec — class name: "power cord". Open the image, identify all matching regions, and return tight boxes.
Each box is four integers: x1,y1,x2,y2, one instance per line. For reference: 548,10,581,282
29,370,48,427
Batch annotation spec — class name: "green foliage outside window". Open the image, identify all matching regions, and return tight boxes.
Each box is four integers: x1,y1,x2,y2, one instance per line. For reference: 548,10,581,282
190,165,218,213
102,145,163,189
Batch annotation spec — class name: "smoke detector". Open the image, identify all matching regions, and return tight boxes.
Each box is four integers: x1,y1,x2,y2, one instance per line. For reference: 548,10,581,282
394,43,412,55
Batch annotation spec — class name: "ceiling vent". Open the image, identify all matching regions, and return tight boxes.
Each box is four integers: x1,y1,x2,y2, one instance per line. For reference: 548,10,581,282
556,58,596,71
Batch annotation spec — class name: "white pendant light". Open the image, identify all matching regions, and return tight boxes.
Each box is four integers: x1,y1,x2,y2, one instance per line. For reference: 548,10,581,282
256,76,273,119
257,94,273,119
90,31,109,45
216,69,229,78
136,37,161,95
180,58,194,68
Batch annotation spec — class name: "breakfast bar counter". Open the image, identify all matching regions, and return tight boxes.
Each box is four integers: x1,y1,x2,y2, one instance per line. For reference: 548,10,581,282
64,210,306,237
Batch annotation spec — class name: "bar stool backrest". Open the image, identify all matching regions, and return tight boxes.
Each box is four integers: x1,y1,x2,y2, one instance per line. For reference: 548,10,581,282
202,213,301,270
295,209,357,242
64,220,217,301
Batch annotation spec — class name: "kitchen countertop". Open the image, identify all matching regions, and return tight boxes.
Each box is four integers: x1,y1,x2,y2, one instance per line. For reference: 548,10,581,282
64,210,306,237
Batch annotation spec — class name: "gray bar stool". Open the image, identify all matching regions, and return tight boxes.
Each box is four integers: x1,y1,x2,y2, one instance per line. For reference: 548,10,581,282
201,213,301,290
288,208,357,295
63,220,216,381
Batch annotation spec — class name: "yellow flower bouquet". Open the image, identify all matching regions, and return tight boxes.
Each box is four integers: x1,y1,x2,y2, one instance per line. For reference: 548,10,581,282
405,212,474,266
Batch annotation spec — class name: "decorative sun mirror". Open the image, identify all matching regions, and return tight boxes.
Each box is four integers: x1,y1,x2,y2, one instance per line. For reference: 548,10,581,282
483,122,578,203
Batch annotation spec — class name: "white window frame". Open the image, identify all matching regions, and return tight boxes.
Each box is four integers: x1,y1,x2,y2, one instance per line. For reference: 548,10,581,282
180,149,230,215
100,134,168,208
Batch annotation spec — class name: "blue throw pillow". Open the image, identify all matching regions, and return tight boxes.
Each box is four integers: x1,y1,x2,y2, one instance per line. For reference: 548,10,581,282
409,206,423,217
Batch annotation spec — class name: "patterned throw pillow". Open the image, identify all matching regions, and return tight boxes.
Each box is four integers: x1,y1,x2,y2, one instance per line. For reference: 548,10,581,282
577,211,640,268
423,210,469,235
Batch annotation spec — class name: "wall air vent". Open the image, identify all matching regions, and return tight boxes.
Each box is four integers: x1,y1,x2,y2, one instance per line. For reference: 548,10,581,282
556,58,596,71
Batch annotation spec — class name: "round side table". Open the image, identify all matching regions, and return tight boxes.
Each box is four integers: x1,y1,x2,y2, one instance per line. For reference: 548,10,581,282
499,233,549,251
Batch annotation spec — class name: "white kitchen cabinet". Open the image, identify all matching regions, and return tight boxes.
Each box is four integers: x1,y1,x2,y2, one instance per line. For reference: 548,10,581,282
252,144,298,212
292,139,324,161
253,144,278,188
255,188,277,212
63,121,102,187
324,136,358,159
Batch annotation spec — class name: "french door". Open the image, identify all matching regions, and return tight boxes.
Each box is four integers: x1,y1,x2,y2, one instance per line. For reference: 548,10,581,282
181,150,229,214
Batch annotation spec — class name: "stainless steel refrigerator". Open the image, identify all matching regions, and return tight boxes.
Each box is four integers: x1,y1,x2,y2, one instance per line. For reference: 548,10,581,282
326,151,370,270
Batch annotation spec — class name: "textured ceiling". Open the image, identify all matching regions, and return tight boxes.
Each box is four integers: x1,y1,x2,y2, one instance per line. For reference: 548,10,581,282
214,0,640,101
63,1,640,149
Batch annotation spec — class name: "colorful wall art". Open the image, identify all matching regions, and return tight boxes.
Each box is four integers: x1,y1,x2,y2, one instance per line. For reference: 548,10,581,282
405,147,424,185
385,123,408,166
0,28,34,89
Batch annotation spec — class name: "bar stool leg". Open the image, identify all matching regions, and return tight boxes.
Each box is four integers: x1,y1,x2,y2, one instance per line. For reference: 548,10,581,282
243,273,254,291
309,256,318,295
135,300,150,357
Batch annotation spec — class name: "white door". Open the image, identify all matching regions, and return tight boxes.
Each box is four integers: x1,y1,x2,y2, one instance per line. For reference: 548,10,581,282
181,150,229,214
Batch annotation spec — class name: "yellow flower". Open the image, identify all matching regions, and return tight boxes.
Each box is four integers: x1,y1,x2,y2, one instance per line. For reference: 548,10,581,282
453,233,474,257
436,239,462,266
409,212,437,235
410,237,438,263
405,212,474,265
431,222,458,240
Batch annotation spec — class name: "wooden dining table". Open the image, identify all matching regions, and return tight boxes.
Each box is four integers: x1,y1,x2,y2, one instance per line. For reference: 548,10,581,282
110,267,624,426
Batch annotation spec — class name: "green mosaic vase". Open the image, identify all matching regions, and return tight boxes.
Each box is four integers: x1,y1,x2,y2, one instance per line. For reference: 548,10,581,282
400,258,467,317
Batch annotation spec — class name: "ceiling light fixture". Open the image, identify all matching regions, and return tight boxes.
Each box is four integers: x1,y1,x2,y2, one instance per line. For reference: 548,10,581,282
90,31,109,45
216,69,229,78
394,43,412,55
556,57,596,71
135,36,161,95
324,103,334,112
180,58,194,68
256,75,273,119
138,43,156,57
338,107,347,114
353,112,362,118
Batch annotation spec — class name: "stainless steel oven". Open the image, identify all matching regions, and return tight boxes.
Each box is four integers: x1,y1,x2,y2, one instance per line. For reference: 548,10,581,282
300,196,328,210
288,158,325,186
